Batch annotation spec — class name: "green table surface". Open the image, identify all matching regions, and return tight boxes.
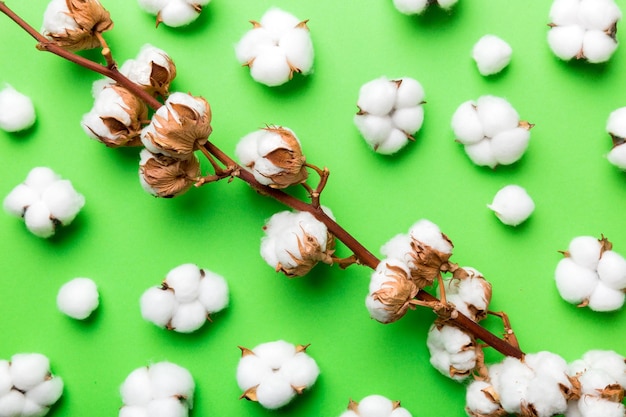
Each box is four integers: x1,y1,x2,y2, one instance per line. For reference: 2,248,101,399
1,1,626,416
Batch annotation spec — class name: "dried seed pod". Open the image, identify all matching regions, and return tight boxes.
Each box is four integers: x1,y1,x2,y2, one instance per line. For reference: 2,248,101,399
366,259,418,324
139,149,200,198
119,44,177,98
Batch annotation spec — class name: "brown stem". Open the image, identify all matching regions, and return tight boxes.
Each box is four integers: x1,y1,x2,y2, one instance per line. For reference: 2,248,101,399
95,31,115,68
1,2,524,360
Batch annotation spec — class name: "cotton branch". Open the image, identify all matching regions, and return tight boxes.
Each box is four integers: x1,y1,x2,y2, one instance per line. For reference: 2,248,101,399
0,2,523,360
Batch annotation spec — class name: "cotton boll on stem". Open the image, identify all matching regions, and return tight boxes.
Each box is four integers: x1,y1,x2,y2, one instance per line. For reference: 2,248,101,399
56,278,99,320
472,35,512,76
488,185,535,226
0,85,36,132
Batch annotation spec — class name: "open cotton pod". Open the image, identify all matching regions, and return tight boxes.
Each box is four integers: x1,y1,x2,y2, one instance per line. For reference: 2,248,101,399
0,85,36,132
488,185,535,226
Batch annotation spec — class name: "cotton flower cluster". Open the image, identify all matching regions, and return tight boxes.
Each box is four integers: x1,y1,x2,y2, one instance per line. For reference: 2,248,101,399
235,8,313,87
0,353,64,417
339,395,413,417
567,350,626,417
451,95,533,168
140,263,229,333
392,0,458,15
236,340,319,409
472,35,512,76
119,361,194,417
548,0,622,63
3,167,85,238
139,92,212,197
41,0,113,51
57,277,99,320
235,126,308,189
606,106,626,170
466,351,577,417
0,85,36,132
137,0,210,27
260,208,335,277
439,267,492,322
488,184,535,226
354,76,425,155
82,44,176,148
555,236,626,311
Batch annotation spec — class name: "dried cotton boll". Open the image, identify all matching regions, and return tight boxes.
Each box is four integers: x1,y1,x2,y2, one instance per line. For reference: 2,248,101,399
139,149,201,198
426,324,477,381
235,8,313,87
237,341,319,409
41,0,113,51
56,278,99,320
440,267,492,321
0,85,36,132
488,184,535,226
465,380,505,417
120,44,176,98
366,259,418,324
472,35,512,76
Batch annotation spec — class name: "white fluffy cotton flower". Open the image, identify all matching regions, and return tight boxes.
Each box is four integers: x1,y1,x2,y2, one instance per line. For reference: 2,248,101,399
235,8,313,87
606,106,626,170
472,35,512,76
137,0,210,27
260,208,335,277
236,340,319,410
0,85,36,132
339,394,413,417
3,167,85,238
140,263,229,333
57,277,99,320
488,184,535,226
427,324,477,381
119,361,194,417
0,353,64,417
235,126,308,189
451,95,533,168
555,235,626,311
392,0,458,15
548,0,622,63
354,76,425,155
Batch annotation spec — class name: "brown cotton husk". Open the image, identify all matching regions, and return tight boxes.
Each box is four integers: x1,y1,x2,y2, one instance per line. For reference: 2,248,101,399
408,239,453,288
91,85,148,147
598,383,625,402
140,152,200,198
371,263,419,323
145,97,212,158
278,229,335,277
147,58,177,98
45,0,114,51
262,126,308,189
560,374,582,401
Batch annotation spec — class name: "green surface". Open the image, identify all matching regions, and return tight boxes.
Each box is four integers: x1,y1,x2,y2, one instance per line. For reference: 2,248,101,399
1,0,626,416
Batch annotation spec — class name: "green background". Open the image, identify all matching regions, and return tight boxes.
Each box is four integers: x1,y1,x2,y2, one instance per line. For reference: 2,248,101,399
1,0,626,416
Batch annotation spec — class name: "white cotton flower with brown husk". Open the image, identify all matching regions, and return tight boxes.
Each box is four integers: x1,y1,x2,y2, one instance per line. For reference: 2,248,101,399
3,167,85,238
488,184,535,226
465,380,507,417
236,341,319,410
487,351,575,417
427,324,477,382
140,263,229,333
139,149,200,198
339,394,413,417
137,0,210,28
141,92,212,159
235,8,313,87
41,0,114,51
392,0,458,15
472,35,512,76
0,353,64,417
0,84,36,132
260,208,335,277
606,106,626,170
81,83,148,148
119,361,194,417
119,44,177,98
380,219,454,289
548,0,622,63
235,126,308,189
452,96,533,168
555,235,626,311
439,267,492,322
354,76,425,155
366,259,418,324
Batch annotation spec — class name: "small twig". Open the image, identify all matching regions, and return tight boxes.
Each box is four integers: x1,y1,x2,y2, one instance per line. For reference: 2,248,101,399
331,254,360,269
488,310,521,352
95,31,115,68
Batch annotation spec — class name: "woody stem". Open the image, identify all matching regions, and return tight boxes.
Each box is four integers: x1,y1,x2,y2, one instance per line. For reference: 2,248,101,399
95,31,115,69
1,2,524,360
487,311,521,351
